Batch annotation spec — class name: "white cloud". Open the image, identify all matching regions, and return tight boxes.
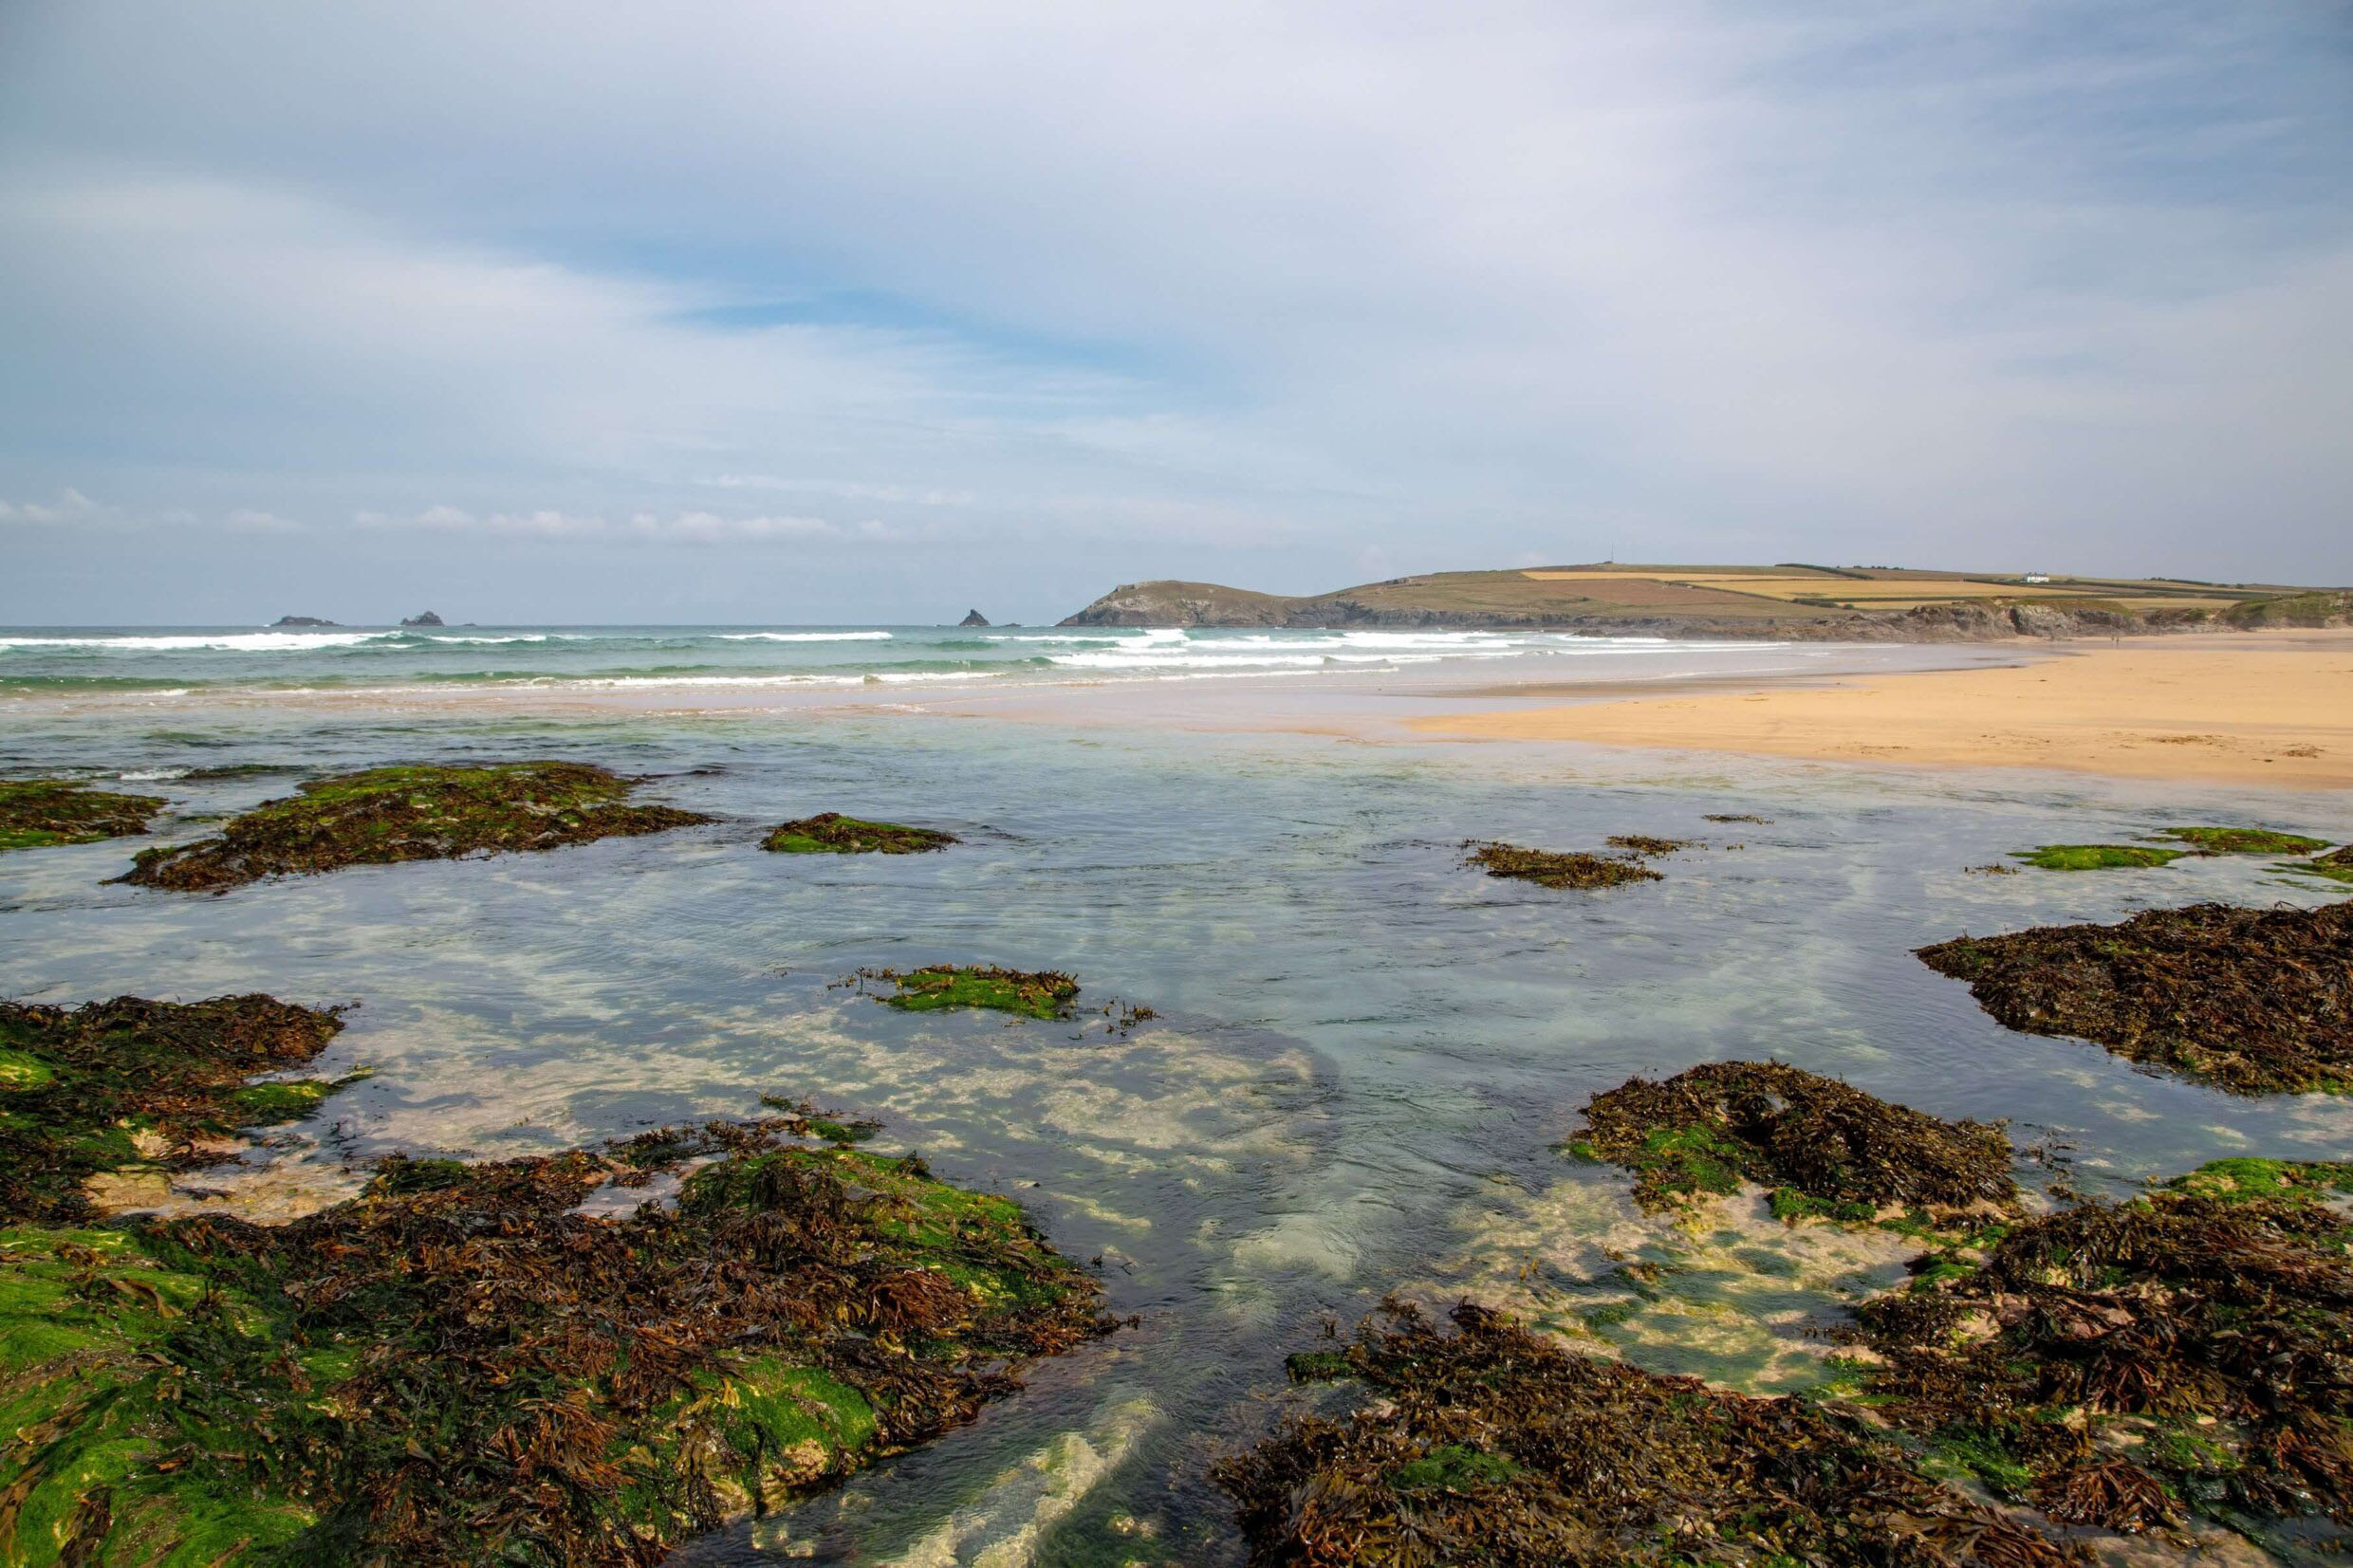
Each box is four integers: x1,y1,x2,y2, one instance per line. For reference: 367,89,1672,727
0,488,102,524
0,0,2347,615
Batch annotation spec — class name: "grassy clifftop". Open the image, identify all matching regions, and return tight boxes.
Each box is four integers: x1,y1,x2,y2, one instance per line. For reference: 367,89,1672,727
1059,564,2349,636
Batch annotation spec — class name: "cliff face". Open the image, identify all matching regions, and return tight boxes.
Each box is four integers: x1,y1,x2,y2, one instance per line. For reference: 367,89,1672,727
1057,579,2263,642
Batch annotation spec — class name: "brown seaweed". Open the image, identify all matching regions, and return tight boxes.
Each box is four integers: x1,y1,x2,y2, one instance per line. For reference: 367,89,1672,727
1,1110,1108,1565
1215,1299,2078,1567
0,993,348,1224
120,761,713,891
0,779,166,851
1916,900,2353,1095
762,812,959,855
1605,834,1695,856
1462,840,1661,889
1850,1160,2353,1540
1566,1061,2016,1218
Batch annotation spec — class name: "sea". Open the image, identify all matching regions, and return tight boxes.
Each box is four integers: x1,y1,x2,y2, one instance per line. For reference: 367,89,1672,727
5,624,2350,1564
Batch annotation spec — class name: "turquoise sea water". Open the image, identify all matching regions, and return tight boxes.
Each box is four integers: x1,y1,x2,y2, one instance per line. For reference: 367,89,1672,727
0,622,1837,696
4,636,2350,1564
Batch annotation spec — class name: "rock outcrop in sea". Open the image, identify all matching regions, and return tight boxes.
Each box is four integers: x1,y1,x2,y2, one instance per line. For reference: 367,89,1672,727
400,609,445,626
270,615,337,627
959,608,991,627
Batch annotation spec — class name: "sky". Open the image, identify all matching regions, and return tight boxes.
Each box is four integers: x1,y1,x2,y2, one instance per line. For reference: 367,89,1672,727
1,1,2348,625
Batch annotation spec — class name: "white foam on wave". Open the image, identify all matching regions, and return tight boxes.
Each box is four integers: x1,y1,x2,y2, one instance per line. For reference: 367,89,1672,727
981,634,1123,644
410,634,558,644
715,631,895,642
0,631,399,653
530,669,990,690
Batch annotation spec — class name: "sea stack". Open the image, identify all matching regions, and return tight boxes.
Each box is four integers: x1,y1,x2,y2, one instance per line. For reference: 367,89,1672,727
270,615,337,627
400,610,445,627
959,608,991,627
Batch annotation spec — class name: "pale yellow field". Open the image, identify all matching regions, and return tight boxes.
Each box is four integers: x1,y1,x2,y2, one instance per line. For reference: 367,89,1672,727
1519,570,2091,602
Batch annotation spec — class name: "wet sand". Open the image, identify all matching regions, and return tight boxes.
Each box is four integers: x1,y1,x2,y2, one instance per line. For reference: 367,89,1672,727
1405,632,2353,788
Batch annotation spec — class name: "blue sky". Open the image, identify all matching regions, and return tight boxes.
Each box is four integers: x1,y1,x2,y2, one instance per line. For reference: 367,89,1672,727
2,0,2347,623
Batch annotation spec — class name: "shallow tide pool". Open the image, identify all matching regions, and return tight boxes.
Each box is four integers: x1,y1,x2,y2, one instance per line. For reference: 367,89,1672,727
4,698,2349,1564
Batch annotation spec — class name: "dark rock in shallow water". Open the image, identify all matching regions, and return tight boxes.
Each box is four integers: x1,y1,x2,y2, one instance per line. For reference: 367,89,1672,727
958,608,991,627
399,609,445,627
1462,839,1660,889
1916,900,2353,1094
0,778,166,851
270,615,337,626
1566,1060,2016,1217
762,812,957,856
121,761,713,891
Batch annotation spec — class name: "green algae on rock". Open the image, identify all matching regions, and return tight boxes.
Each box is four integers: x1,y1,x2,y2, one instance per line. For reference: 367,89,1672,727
0,779,166,851
1215,1300,2076,1567
120,761,713,891
1848,1158,2353,1543
1566,1061,2016,1219
861,965,1081,1020
0,994,349,1225
0,1111,1108,1566
2154,824,2331,856
2013,842,2185,871
2290,844,2353,885
1916,900,2353,1095
1462,840,1661,889
762,812,959,855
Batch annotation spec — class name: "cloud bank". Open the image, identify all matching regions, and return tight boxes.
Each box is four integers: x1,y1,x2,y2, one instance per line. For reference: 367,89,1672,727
1,0,2346,621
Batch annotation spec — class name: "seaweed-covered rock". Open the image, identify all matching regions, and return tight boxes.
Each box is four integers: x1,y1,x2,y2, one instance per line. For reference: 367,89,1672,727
1850,1160,2353,1540
0,1114,1107,1565
120,761,713,891
0,994,348,1224
2013,843,2186,871
1462,841,1660,889
859,965,1080,1020
1566,1061,2016,1217
763,812,959,855
1916,901,2353,1095
2155,824,2329,856
1604,834,1695,857
0,779,166,851
2297,845,2353,885
1215,1301,2076,1566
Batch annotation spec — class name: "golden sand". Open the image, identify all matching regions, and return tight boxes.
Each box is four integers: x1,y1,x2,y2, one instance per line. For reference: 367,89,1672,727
1407,633,2353,788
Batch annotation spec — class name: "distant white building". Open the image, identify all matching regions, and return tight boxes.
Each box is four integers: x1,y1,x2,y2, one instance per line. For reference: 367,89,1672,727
2023,573,2050,583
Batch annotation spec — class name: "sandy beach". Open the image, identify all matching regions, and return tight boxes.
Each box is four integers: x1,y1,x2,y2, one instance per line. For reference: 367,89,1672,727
1409,632,2353,788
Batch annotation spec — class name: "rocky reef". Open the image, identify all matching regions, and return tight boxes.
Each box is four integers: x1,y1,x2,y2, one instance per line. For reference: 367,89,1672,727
855,965,1082,1020
1564,1061,2017,1219
1218,1300,2078,1566
762,813,959,855
0,992,1106,1565
1461,840,1662,889
0,779,166,852
1918,901,2353,1094
0,993,349,1225
120,762,712,891
1848,1158,2353,1542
